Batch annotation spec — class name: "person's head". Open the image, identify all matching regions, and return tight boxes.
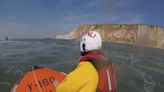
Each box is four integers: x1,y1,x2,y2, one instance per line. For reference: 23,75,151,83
80,31,102,55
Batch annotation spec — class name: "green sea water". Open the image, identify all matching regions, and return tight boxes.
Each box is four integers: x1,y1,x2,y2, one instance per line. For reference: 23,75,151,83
0,39,164,92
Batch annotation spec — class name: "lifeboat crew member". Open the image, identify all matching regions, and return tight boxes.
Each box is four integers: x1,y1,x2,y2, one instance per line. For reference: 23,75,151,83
56,31,116,92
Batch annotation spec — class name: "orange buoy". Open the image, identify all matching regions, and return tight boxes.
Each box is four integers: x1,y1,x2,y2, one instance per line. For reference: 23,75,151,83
11,65,65,92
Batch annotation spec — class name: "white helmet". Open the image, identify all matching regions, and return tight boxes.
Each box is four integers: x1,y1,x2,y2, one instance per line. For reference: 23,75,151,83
80,31,102,54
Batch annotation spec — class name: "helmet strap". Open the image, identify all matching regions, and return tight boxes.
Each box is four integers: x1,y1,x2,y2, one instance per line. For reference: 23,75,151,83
82,43,86,51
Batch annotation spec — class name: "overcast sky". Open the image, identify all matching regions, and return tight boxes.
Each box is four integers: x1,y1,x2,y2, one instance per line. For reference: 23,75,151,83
0,0,163,39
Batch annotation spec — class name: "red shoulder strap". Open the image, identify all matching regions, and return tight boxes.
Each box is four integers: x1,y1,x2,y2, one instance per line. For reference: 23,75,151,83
98,65,116,92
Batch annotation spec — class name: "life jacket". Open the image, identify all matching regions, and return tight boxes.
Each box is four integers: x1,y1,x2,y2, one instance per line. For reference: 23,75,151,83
80,51,116,92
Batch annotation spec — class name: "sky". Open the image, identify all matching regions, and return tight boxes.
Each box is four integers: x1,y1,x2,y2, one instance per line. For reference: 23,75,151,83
0,0,163,39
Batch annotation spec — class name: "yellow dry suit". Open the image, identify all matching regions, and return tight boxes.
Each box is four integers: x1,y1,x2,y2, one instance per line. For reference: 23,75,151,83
56,62,98,92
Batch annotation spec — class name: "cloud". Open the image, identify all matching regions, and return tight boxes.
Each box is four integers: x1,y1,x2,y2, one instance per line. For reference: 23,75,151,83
59,0,138,24
86,0,134,13
6,16,17,20
0,21,28,31
103,14,144,24
0,16,18,22
0,0,148,38
61,12,98,22
114,0,133,7
52,5,145,29
119,14,144,23
130,15,144,23
86,0,116,13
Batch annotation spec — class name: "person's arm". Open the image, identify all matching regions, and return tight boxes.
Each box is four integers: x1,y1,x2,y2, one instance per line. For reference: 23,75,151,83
56,62,98,92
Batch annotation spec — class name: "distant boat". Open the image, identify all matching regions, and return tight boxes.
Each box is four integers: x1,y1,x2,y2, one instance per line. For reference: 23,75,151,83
5,36,8,41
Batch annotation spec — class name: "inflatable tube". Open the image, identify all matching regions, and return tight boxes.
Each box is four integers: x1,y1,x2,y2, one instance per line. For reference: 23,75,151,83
11,65,65,92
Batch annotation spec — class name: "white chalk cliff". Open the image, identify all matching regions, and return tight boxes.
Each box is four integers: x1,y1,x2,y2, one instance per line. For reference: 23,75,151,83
55,24,164,48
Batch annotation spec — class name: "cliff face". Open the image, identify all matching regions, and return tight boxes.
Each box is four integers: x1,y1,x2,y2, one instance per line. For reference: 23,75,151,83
56,24,164,48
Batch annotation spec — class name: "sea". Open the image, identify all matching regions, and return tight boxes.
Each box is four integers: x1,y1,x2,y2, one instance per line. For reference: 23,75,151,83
0,39,164,92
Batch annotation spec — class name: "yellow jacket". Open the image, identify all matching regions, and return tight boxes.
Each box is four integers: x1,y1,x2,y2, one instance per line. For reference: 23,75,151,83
56,62,98,92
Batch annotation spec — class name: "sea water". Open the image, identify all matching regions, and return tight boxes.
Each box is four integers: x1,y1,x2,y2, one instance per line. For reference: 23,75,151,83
0,39,164,92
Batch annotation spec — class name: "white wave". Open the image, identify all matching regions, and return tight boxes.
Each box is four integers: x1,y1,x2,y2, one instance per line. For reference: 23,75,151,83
5,66,24,76
0,41,12,44
133,67,157,92
0,82,10,86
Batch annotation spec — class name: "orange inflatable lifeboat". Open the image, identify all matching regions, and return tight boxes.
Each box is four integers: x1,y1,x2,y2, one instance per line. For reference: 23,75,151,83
11,65,65,92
